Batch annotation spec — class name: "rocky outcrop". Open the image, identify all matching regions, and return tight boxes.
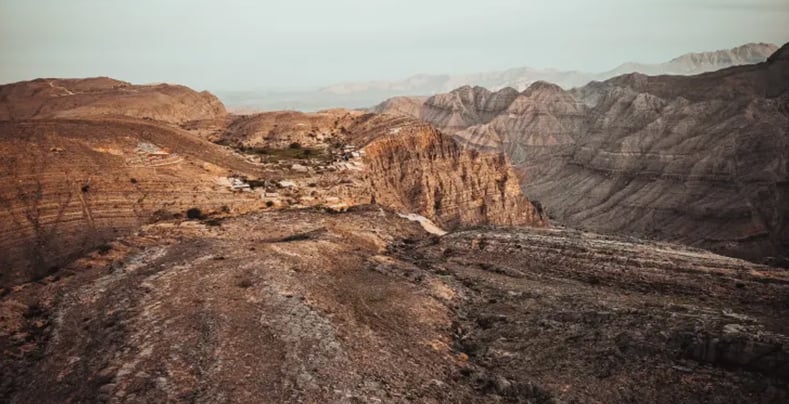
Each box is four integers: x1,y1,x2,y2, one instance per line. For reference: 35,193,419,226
353,115,545,229
0,77,227,125
375,44,789,264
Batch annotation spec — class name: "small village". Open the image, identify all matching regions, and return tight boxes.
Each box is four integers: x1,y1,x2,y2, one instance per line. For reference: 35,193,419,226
217,142,368,211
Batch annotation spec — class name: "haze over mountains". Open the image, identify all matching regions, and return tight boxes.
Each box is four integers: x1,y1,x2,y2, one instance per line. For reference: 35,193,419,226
218,43,777,112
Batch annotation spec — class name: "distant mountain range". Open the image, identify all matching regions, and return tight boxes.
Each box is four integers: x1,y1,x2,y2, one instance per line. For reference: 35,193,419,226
216,42,777,112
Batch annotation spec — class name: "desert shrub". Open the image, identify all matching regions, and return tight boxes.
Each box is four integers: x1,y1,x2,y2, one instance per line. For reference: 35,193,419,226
289,142,301,149
265,201,275,207
96,244,112,255
186,208,203,219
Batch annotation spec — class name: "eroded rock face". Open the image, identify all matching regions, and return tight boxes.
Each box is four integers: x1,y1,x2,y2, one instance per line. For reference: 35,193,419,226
0,77,227,125
416,86,519,132
374,44,789,264
353,115,545,229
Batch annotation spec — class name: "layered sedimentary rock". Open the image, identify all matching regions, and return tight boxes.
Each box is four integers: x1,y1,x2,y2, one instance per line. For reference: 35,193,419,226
350,114,545,229
375,44,789,264
0,77,226,124
0,118,262,287
369,96,427,120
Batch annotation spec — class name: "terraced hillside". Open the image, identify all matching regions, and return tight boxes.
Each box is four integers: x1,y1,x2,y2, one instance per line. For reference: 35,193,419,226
0,117,264,287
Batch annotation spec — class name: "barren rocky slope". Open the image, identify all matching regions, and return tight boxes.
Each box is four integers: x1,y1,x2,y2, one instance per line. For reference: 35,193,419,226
374,43,789,265
0,77,227,125
2,208,787,402
0,117,264,287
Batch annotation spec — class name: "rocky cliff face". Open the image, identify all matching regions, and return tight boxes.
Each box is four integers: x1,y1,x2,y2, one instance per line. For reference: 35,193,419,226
0,77,227,124
375,44,789,264
350,114,545,229
211,110,548,231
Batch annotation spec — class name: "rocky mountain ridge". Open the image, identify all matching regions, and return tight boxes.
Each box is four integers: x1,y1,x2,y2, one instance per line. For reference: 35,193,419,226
0,77,227,125
374,43,789,265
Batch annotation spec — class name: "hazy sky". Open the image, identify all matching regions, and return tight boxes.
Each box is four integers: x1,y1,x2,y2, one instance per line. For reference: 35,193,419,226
1,0,787,90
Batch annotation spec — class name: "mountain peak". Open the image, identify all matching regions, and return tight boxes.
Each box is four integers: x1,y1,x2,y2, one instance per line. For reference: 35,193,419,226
523,81,564,95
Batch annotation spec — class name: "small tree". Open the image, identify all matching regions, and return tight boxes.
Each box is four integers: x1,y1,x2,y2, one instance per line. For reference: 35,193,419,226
186,208,203,219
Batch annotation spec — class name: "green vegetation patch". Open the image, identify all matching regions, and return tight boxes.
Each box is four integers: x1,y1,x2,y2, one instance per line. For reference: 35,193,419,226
239,145,329,162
